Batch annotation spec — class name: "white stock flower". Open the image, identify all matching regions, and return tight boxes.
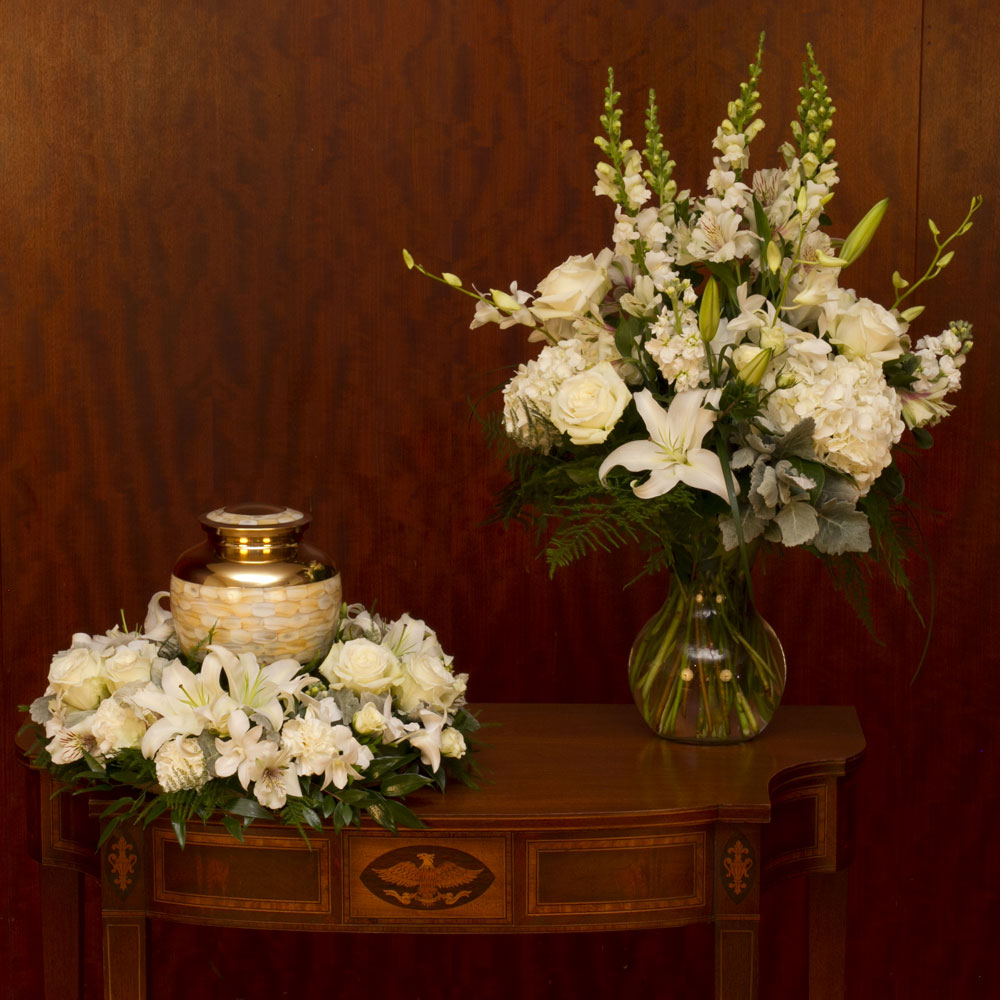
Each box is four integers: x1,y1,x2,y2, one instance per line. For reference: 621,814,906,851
549,361,631,446
319,637,401,695
599,389,730,502
645,309,711,391
155,736,209,793
47,647,107,711
764,353,904,493
530,254,611,322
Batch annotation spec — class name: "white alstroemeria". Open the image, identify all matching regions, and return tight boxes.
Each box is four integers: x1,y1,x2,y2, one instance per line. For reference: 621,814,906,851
247,742,301,810
724,283,770,338
46,714,98,765
598,389,730,502
685,198,758,263
133,656,235,757
406,709,448,773
214,708,267,788
356,694,419,742
209,645,310,731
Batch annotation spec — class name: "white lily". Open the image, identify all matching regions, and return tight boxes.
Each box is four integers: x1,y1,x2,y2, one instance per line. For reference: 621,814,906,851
133,657,236,757
208,645,312,732
598,389,731,502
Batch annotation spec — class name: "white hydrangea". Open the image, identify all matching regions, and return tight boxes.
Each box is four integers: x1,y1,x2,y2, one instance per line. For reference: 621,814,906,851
502,337,601,451
645,308,710,391
764,353,904,494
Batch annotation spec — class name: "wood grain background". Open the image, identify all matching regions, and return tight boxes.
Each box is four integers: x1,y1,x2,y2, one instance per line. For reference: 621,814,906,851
1,1,996,996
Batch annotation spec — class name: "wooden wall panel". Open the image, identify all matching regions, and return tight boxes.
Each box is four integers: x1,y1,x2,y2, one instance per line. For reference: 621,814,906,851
1,1,994,996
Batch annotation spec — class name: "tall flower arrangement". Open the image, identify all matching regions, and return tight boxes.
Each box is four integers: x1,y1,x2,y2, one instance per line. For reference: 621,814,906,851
406,36,978,614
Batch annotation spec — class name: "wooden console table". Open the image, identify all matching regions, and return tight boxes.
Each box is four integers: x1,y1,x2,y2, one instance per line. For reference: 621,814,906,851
23,703,864,1000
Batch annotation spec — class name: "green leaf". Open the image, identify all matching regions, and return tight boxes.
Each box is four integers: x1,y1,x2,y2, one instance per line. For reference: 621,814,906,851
751,193,773,244
171,813,187,849
227,797,274,819
911,427,934,449
380,773,433,798
813,500,872,555
613,315,642,360
333,800,356,831
364,754,418,781
221,816,246,843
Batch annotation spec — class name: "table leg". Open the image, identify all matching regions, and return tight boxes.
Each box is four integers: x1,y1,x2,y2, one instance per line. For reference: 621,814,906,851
714,825,761,1000
39,864,85,1000
102,913,149,1000
807,867,849,1000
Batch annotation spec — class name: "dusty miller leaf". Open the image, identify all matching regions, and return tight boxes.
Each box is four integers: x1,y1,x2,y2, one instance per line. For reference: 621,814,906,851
774,500,820,546
813,500,872,555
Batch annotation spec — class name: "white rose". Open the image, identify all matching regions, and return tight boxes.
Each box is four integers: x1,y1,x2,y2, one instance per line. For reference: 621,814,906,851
440,728,467,759
102,643,159,693
155,736,209,793
47,647,108,710
530,254,611,321
394,653,467,716
319,638,401,695
549,362,631,446
352,701,386,736
826,294,904,363
90,697,147,756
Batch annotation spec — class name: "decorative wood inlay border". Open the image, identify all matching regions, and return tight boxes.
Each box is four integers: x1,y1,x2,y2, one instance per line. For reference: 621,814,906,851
526,832,707,915
152,829,332,914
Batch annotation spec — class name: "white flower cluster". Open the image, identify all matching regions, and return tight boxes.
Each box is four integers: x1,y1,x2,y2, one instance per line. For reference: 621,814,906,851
36,595,470,813
900,321,973,428
645,308,710,391
764,352,905,493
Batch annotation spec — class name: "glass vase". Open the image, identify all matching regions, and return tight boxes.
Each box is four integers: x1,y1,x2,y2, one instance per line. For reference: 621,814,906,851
629,552,785,743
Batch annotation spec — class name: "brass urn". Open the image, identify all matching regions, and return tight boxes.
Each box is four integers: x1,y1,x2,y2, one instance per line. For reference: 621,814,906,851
169,503,342,663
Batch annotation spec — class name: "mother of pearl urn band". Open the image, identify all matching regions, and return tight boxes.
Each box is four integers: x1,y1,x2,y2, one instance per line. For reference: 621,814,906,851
170,503,342,664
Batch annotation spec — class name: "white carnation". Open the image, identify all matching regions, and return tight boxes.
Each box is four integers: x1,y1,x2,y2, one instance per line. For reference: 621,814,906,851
155,736,209,793
90,697,147,756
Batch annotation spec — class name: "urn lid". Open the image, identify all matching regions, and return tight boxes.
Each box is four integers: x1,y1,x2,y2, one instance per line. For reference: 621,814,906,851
200,503,310,536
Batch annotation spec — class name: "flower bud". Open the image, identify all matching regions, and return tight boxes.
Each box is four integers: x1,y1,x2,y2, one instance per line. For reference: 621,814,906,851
840,197,889,264
491,289,521,312
765,241,782,273
442,272,463,287
402,249,415,269
698,276,721,343
736,347,773,387
900,305,925,322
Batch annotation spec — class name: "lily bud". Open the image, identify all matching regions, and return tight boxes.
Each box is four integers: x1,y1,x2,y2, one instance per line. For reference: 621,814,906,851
813,250,844,268
796,186,808,215
765,241,782,273
699,277,721,343
736,347,773,387
840,197,889,264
